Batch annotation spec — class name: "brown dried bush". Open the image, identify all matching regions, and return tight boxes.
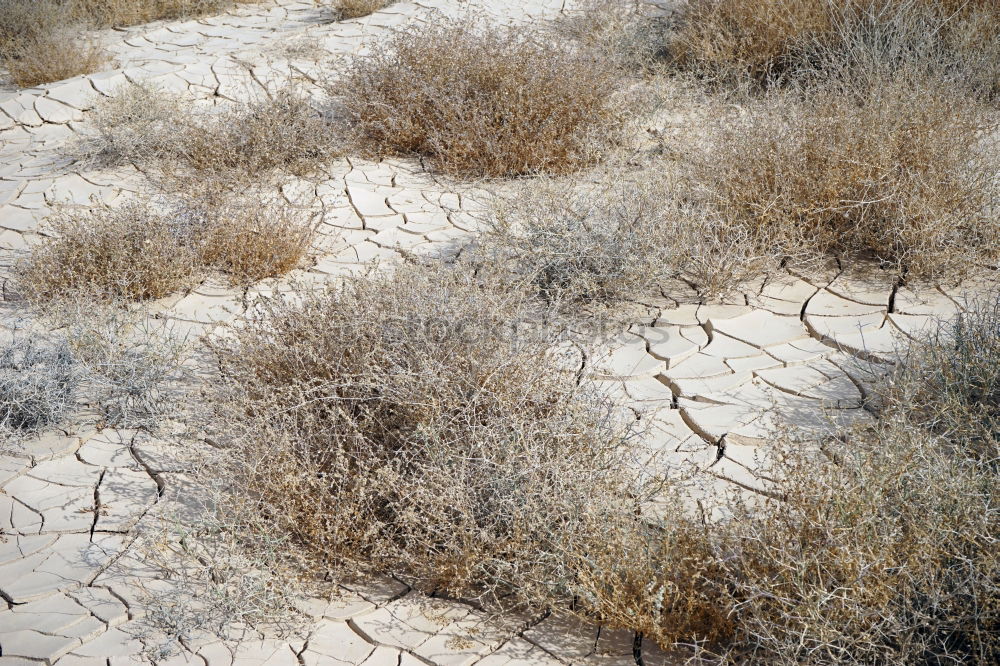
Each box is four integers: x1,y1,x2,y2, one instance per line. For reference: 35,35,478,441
17,201,198,303
176,190,315,285
671,0,1000,97
878,293,1000,460
333,19,627,177
200,262,1000,660
0,1,260,86
175,87,338,181
477,171,781,306
71,0,259,27
326,0,394,20
18,191,313,302
206,263,733,641
85,84,338,182
0,0,61,48
707,296,1000,663
553,0,670,72
83,82,184,167
1,32,106,88
713,425,999,663
0,1,104,87
596,298,1000,661
688,78,999,278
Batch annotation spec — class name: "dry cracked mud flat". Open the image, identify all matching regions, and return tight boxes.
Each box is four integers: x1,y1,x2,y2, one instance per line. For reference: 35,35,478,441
0,1,995,664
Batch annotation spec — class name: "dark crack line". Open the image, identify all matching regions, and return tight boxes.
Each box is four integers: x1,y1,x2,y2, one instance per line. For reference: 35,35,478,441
99,585,136,622
129,441,166,498
90,469,107,540
11,495,45,534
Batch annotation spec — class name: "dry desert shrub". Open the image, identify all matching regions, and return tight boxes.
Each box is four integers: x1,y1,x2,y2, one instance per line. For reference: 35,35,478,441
480,178,681,305
1,33,106,89
0,0,258,34
325,0,394,20
878,293,1000,460
198,265,1000,659
127,513,304,660
17,201,199,303
0,0,63,48
85,84,338,182
594,297,1000,659
206,263,732,640
333,20,627,177
18,192,314,302
707,296,1000,663
716,420,999,663
671,0,1000,97
688,78,999,278
0,332,78,439
477,172,780,307
83,83,185,168
0,1,261,86
1,305,188,444
551,0,670,72
60,303,189,429
0,1,106,87
70,0,259,27
175,190,315,285
175,87,338,181
208,264,632,589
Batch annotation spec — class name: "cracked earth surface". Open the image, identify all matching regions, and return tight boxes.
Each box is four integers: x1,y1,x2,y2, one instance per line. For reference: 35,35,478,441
0,0,995,664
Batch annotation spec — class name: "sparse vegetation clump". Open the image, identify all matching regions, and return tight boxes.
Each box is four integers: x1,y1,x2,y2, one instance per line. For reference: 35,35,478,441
173,88,339,181
176,189,315,285
0,1,261,86
542,1,1000,280
0,1,105,87
709,423,999,664
61,303,189,429
687,78,999,278
880,294,1000,458
706,295,1000,664
671,0,1000,97
18,191,314,303
2,37,105,88
620,296,1000,661
480,178,681,305
0,306,187,442
477,172,779,306
206,263,726,632
553,0,670,72
85,84,339,182
326,0,394,20
85,83,184,167
18,201,200,303
0,334,78,437
333,20,628,177
70,0,256,27
205,261,1000,662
